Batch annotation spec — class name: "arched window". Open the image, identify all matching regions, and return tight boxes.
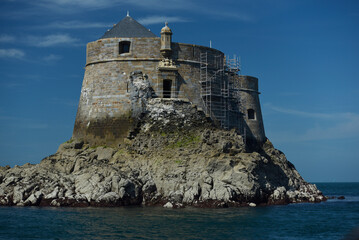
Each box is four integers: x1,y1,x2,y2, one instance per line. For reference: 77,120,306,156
248,109,255,120
163,79,172,98
119,41,131,54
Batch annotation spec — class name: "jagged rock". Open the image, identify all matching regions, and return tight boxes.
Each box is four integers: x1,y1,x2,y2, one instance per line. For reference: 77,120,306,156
24,191,43,206
97,192,120,204
163,202,173,208
0,99,326,208
96,147,115,161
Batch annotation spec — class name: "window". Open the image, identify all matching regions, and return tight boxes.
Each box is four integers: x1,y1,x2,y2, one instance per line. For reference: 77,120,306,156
119,41,131,54
163,79,172,98
248,109,255,120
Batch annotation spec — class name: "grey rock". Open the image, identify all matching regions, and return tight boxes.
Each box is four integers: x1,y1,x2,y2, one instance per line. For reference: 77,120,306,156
24,191,42,205
142,180,156,194
97,192,120,203
163,202,173,208
170,190,184,203
12,186,24,204
0,100,325,208
96,147,115,161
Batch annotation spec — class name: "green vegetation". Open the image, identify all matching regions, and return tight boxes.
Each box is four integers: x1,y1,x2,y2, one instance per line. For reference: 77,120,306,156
116,148,127,155
89,145,108,149
167,134,201,149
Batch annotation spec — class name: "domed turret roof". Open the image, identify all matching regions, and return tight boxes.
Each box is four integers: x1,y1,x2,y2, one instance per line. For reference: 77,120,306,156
101,15,157,39
161,22,172,34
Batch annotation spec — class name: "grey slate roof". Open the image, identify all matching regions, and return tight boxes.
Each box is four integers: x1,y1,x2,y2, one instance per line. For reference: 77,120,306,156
101,16,158,39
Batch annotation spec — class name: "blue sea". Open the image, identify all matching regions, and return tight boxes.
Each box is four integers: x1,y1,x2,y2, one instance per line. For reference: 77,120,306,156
0,183,358,240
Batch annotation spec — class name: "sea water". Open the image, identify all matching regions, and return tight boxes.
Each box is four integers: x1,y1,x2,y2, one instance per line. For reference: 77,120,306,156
0,183,358,240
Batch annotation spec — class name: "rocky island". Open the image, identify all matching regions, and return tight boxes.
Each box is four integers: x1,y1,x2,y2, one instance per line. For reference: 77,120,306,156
0,15,325,208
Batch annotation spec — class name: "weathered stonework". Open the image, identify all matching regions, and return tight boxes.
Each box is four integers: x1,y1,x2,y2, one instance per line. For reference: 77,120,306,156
0,15,326,209
231,75,266,143
73,16,266,146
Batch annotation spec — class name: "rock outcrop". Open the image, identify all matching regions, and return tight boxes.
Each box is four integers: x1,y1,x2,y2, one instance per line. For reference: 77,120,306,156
0,98,325,208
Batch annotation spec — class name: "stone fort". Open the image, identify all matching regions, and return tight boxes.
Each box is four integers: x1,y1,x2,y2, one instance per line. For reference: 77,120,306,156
73,15,265,146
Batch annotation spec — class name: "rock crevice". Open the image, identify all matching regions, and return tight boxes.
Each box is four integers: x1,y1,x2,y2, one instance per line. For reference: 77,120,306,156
0,98,325,208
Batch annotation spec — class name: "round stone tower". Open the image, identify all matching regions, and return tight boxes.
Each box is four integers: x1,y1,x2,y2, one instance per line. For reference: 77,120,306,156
72,15,266,146
72,16,225,146
72,15,161,146
237,75,266,143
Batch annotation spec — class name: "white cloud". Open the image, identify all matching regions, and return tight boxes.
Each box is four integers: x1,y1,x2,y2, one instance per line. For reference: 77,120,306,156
0,48,25,59
43,54,62,61
28,34,79,47
0,115,48,129
265,103,359,141
39,21,112,29
198,8,254,22
138,16,189,25
36,0,115,8
7,0,253,23
265,103,348,119
34,0,193,11
3,82,25,88
0,116,18,121
297,115,359,141
129,0,193,10
0,34,15,43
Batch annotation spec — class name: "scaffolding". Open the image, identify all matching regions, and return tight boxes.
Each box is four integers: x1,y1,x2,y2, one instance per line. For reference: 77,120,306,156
200,52,227,129
225,54,240,74
199,52,248,142
226,55,247,142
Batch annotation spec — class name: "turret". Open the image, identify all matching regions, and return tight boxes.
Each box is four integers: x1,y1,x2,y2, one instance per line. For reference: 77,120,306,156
157,22,177,98
238,76,266,144
160,22,172,59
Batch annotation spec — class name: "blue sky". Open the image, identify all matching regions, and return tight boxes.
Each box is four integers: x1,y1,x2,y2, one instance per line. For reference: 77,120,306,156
0,0,358,182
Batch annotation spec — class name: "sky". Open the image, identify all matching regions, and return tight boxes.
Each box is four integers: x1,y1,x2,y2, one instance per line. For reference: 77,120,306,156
0,0,358,182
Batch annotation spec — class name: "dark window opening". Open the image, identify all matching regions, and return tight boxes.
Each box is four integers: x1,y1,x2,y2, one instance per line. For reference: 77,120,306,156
163,79,172,98
119,41,130,54
248,109,255,120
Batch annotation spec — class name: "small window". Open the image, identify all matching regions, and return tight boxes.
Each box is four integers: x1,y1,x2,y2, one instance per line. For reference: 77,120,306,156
163,79,172,98
119,41,130,54
248,109,255,120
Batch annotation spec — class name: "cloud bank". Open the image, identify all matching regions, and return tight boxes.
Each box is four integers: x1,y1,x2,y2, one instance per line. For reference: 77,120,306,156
0,48,25,59
265,103,359,141
138,16,189,25
27,34,79,47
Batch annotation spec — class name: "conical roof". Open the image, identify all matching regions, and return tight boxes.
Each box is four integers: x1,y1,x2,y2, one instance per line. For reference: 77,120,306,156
161,22,172,34
101,16,157,39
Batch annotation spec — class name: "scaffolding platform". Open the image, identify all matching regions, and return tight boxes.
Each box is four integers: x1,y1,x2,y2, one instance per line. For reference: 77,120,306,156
199,52,246,139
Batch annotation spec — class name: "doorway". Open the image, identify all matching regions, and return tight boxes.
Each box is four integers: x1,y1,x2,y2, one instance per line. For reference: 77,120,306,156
163,79,172,98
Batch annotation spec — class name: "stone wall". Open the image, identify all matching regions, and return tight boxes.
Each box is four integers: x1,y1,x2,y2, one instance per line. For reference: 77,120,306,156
73,37,225,146
231,75,266,143
84,38,224,106
73,36,266,146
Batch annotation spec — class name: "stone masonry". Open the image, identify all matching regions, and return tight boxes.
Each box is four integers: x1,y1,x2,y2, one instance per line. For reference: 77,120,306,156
73,15,266,147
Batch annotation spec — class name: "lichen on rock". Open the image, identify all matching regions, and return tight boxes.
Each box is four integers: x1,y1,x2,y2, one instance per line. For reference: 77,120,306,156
0,95,325,208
